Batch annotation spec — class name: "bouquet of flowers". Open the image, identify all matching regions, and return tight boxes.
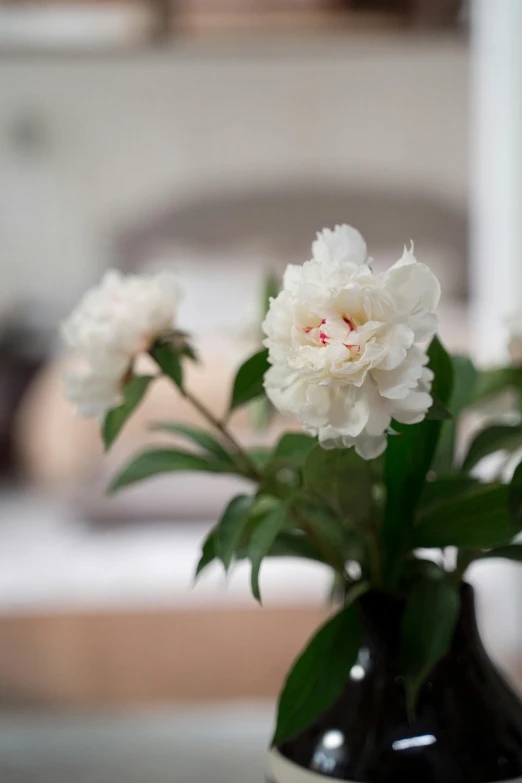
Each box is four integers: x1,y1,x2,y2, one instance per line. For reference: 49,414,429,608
62,224,522,746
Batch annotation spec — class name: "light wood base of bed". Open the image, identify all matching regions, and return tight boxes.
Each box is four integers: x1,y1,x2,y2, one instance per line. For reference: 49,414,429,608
0,606,329,707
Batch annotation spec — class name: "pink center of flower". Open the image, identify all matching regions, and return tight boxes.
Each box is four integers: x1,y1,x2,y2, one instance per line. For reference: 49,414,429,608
302,315,360,353
304,319,325,335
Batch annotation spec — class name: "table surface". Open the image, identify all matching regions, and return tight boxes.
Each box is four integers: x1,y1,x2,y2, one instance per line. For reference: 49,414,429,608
0,704,273,783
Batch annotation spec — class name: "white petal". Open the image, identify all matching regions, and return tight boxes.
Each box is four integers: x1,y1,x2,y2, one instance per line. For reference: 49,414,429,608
304,384,331,421
263,365,307,415
330,344,385,388
374,323,415,372
393,389,433,424
364,380,393,436
319,429,387,460
353,432,388,460
64,370,123,418
327,386,369,437
371,348,425,400
282,264,304,293
391,242,416,268
418,366,435,394
317,427,343,450
61,268,181,366
87,349,130,377
312,224,368,267
386,262,441,315
408,312,438,342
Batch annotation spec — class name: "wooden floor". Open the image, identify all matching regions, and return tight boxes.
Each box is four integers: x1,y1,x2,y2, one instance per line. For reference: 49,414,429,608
0,606,329,707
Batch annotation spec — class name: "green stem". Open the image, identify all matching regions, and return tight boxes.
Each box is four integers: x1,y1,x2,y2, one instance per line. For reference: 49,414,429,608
454,548,480,583
183,383,347,580
366,528,383,589
292,507,348,580
182,387,262,482
366,462,383,588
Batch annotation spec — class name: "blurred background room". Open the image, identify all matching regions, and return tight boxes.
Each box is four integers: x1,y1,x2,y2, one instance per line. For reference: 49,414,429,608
0,0,521,781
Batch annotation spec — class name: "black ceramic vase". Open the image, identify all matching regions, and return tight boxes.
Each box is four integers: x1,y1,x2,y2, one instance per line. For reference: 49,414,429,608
269,584,522,783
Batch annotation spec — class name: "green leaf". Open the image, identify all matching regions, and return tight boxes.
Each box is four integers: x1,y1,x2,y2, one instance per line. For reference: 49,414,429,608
399,556,447,587
249,493,281,519
149,341,183,391
274,433,316,465
475,366,522,403
229,348,270,412
432,355,478,474
235,530,326,565
108,448,235,494
259,436,316,500
302,445,373,525
383,337,453,581
461,425,522,473
102,375,154,451
196,511,328,581
181,343,198,362
215,494,254,571
402,573,460,718
248,501,288,602
264,531,325,563
272,582,368,746
294,499,367,566
419,477,479,511
262,458,302,499
414,484,517,548
249,395,274,431
425,396,453,421
149,422,233,463
451,356,479,416
385,336,453,517
247,448,272,470
195,529,217,579
509,460,522,528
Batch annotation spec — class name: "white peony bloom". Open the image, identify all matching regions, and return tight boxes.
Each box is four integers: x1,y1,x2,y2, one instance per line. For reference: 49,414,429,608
262,224,440,460
63,367,124,418
62,269,181,417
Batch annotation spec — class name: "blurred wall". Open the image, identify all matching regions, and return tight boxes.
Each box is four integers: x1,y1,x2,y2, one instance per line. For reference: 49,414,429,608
0,35,468,316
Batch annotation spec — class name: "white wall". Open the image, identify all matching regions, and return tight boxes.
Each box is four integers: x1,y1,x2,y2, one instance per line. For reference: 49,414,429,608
0,35,468,315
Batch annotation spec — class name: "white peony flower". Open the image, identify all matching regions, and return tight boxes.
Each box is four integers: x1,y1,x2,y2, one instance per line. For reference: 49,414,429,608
262,224,440,460
62,269,181,417
63,367,124,419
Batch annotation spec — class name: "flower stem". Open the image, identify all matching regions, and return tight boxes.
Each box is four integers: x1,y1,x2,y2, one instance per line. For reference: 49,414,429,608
366,462,384,588
367,531,383,588
182,387,262,481
454,548,480,582
292,507,349,579
182,385,347,578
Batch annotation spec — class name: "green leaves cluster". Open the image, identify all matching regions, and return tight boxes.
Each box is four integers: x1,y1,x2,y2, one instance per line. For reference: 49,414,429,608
103,340,271,453
101,333,522,748
269,342,522,744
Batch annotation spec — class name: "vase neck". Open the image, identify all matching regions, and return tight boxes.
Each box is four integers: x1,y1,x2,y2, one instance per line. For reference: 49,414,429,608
356,582,481,662
451,582,483,654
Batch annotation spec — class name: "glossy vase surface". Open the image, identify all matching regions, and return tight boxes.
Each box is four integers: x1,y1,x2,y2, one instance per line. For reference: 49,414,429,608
269,585,522,783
